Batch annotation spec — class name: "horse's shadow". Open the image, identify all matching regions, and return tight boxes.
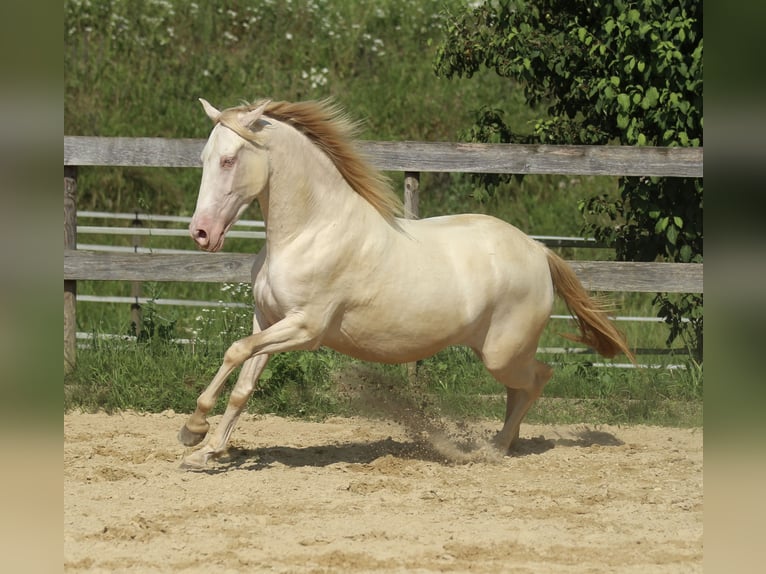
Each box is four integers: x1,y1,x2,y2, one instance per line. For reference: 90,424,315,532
551,428,625,448
211,437,431,473
191,427,623,474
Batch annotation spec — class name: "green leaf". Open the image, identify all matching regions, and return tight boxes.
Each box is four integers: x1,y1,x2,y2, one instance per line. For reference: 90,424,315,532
673,216,684,228
655,216,669,233
610,76,620,87
617,113,630,129
641,86,659,109
680,244,692,262
626,120,636,141
617,93,630,111
666,224,678,246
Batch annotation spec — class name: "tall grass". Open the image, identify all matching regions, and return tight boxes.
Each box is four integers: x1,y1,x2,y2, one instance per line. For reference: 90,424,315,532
64,0,702,426
66,273,702,427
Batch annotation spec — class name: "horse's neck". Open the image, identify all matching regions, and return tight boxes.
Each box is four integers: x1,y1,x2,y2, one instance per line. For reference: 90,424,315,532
262,126,388,249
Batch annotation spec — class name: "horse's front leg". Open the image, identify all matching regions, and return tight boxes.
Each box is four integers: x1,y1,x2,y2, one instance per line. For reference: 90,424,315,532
179,313,319,468
179,312,268,447
180,252,268,446
178,353,262,447
180,353,269,469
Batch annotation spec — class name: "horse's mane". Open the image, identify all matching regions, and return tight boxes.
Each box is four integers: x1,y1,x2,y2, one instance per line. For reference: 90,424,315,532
220,99,404,223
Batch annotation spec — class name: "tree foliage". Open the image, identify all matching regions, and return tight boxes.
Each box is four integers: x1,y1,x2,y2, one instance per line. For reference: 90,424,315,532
435,0,703,358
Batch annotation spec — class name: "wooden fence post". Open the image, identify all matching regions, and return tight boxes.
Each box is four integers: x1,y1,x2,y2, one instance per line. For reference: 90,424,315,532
404,171,420,220
404,172,420,381
64,166,78,372
130,214,143,336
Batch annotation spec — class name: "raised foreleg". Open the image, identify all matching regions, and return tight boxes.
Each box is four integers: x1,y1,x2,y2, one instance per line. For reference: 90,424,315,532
178,353,264,447
179,313,320,468
179,312,271,446
180,353,270,469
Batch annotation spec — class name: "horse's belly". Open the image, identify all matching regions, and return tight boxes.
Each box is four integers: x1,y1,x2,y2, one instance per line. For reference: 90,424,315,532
323,311,468,363
325,335,448,364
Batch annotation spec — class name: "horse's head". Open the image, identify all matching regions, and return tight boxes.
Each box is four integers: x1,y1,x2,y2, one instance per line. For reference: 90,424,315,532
190,98,271,252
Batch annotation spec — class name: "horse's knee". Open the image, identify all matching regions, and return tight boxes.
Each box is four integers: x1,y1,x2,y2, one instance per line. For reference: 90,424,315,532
224,339,252,366
195,393,216,415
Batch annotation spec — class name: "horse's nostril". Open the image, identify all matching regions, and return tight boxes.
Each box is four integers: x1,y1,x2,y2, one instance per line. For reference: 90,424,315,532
192,228,210,247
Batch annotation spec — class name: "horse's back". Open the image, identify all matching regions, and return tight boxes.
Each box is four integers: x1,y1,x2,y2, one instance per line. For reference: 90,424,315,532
399,213,550,287
406,212,552,309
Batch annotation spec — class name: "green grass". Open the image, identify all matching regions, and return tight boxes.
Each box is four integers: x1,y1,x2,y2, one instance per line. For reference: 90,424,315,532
65,336,702,426
64,0,702,427
66,287,703,428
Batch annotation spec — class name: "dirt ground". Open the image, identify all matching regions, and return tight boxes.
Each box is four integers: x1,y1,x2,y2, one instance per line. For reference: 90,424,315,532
64,410,702,573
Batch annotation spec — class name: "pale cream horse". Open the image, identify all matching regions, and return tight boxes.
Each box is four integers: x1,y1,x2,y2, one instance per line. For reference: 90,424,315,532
179,98,634,468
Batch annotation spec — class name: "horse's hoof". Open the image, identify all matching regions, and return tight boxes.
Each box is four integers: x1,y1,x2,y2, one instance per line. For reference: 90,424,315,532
180,450,209,470
179,459,206,471
178,424,207,446
491,434,513,455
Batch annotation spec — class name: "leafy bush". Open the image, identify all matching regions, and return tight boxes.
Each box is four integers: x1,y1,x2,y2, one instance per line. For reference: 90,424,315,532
435,0,703,357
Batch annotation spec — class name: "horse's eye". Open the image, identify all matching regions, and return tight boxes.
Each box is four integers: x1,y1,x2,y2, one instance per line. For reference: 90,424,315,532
220,156,236,169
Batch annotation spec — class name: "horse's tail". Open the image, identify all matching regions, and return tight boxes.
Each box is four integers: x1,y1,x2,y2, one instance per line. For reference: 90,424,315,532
546,249,635,363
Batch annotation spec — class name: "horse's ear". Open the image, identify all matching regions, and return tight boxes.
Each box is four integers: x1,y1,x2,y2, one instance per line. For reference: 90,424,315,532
238,100,271,129
199,98,221,123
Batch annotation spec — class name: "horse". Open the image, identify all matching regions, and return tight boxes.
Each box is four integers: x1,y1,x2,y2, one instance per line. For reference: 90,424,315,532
178,98,634,468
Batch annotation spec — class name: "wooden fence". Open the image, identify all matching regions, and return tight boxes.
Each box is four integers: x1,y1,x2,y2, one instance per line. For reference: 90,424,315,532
64,137,703,370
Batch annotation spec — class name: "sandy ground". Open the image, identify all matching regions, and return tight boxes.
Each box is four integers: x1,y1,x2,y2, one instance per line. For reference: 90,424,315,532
64,411,702,573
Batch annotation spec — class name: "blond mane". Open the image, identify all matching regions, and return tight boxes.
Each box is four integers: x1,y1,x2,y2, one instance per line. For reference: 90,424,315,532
219,99,403,223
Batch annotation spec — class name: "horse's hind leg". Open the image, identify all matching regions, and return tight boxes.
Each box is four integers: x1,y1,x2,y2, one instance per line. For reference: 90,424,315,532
488,359,553,452
503,388,523,444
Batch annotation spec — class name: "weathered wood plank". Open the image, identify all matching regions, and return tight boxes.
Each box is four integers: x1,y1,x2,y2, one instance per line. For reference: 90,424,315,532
404,172,420,219
360,141,703,178
64,136,703,178
65,251,256,284
569,261,703,294
65,251,703,293
64,167,78,372
65,137,205,168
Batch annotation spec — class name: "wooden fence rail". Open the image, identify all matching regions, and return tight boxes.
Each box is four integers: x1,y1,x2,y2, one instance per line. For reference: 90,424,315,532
64,251,702,293
65,136,703,177
64,136,703,370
